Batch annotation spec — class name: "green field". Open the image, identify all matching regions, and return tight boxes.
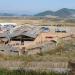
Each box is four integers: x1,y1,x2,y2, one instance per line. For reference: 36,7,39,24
0,69,67,75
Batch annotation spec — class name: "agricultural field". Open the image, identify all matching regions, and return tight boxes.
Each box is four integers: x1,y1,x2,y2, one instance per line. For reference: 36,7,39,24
0,17,75,26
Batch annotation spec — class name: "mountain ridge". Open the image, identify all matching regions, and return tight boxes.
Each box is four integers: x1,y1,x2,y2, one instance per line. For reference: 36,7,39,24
35,8,75,18
0,8,75,18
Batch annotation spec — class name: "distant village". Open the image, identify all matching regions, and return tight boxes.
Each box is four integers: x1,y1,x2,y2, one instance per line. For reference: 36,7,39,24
0,23,75,56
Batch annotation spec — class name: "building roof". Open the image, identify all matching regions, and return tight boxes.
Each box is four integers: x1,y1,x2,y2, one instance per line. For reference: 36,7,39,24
10,25,50,38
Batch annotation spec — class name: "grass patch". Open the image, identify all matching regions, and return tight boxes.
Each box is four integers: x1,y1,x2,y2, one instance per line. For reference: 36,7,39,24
0,68,67,75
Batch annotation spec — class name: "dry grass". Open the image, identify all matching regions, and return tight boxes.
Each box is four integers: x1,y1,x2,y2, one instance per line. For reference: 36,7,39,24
0,17,75,26
0,51,74,62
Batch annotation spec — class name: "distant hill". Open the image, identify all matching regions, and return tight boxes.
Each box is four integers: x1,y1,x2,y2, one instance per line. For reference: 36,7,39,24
0,8,75,18
35,11,54,16
55,8,75,17
0,13,15,16
35,8,75,18
0,13,28,16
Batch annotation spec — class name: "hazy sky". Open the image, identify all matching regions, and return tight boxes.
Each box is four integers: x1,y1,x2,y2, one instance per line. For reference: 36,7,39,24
0,0,75,14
